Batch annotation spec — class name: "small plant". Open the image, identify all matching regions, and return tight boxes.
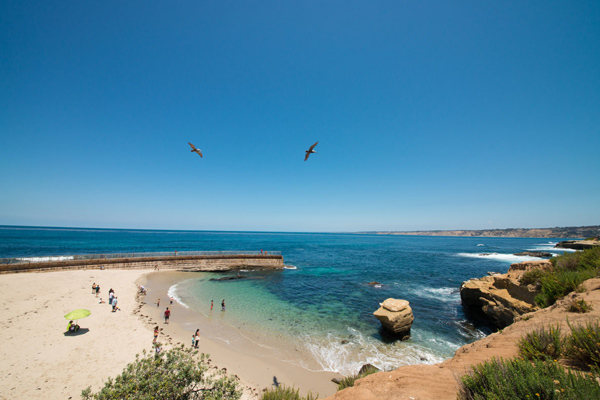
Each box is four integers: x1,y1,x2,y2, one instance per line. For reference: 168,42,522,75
261,385,317,400
567,299,592,313
337,365,380,391
518,324,565,361
565,318,600,370
458,357,600,400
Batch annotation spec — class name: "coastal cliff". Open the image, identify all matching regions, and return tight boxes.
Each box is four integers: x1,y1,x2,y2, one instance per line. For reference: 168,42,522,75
325,276,600,400
374,225,600,238
459,260,551,328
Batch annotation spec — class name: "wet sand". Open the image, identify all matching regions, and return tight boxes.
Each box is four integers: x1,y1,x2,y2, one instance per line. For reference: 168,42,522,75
141,271,341,398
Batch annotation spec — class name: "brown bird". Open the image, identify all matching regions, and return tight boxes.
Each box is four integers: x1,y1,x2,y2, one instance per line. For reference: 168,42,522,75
188,142,203,158
304,141,318,161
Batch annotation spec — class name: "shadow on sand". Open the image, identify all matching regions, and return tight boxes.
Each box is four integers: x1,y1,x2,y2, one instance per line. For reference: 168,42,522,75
63,327,90,336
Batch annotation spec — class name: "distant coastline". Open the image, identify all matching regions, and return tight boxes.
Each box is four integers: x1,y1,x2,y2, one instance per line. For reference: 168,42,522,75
372,225,600,239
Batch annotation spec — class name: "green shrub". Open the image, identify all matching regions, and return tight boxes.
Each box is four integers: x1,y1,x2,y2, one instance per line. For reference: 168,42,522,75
565,319,600,370
261,386,317,400
337,365,380,391
81,347,241,400
534,269,597,308
567,299,592,313
518,324,565,361
519,269,545,286
458,357,600,400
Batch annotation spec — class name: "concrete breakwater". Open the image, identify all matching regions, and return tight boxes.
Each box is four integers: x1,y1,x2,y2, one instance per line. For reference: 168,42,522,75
0,251,284,274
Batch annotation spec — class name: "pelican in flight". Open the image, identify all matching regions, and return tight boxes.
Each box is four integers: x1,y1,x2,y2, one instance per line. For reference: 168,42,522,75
304,141,318,161
188,142,203,158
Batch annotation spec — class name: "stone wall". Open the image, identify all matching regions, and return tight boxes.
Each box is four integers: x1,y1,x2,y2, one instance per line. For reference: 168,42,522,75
0,255,284,274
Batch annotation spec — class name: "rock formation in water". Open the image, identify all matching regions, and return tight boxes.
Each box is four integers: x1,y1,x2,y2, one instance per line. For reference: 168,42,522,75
373,298,414,340
459,260,552,328
555,238,600,250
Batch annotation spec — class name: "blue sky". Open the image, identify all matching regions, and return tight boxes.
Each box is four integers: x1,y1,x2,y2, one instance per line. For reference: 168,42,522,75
1,1,599,232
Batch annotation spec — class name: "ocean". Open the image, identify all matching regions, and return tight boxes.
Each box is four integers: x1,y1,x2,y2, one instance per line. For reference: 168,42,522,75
0,226,575,375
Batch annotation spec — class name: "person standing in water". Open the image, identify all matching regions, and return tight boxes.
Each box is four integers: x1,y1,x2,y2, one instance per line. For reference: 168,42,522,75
221,299,225,311
210,300,213,311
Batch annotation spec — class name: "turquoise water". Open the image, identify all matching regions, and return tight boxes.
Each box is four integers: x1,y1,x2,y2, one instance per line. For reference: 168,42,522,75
0,226,574,374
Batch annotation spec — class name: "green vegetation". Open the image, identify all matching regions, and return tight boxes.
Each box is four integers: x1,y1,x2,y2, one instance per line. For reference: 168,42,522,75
337,365,380,391
567,299,592,313
566,319,600,370
458,357,600,400
261,386,318,400
518,324,565,361
519,248,600,308
81,346,241,400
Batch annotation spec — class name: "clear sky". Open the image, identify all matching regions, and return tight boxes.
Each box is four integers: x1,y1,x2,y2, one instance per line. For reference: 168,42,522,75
1,1,599,232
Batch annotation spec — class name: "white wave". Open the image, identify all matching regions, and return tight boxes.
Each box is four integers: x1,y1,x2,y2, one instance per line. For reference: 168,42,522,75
302,328,445,376
284,265,298,270
167,283,190,309
477,244,485,246
17,256,74,262
527,244,577,253
407,286,460,303
456,252,540,263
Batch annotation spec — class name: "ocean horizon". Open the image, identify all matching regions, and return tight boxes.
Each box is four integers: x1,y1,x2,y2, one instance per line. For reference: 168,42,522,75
0,225,577,375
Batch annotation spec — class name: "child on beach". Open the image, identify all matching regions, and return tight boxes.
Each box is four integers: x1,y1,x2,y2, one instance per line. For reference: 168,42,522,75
164,307,170,324
210,300,213,311
153,326,159,344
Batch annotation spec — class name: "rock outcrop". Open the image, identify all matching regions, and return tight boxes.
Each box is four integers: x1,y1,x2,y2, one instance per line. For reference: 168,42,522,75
555,239,600,250
373,298,414,339
459,260,552,328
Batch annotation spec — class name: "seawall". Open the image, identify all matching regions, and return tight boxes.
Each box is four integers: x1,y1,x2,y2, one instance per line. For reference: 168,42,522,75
0,253,284,274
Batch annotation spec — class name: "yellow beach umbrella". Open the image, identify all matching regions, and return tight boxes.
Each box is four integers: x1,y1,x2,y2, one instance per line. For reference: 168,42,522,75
64,309,91,320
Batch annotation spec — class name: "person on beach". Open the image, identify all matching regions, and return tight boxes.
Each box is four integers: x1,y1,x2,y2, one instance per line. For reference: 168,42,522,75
170,297,174,305
191,333,195,348
112,296,118,312
164,307,170,324
210,300,213,311
154,264,159,271
221,299,225,311
92,283,97,294
98,298,105,304
109,291,114,305
95,285,100,297
194,329,200,349
157,298,160,307
153,326,159,344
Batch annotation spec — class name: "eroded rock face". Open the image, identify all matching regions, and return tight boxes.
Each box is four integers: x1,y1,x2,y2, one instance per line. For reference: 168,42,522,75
460,260,551,328
373,298,414,339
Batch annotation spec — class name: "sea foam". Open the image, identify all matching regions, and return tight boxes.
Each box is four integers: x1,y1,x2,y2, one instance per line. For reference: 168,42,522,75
456,252,540,263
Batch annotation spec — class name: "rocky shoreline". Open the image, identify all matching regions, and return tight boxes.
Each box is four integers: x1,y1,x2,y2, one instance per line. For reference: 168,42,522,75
326,261,600,400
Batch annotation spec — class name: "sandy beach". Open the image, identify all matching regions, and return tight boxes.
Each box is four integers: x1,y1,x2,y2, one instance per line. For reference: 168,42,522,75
0,269,340,400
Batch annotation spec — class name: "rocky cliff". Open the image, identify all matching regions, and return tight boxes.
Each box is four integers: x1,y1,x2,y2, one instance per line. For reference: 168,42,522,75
459,260,552,328
374,225,600,238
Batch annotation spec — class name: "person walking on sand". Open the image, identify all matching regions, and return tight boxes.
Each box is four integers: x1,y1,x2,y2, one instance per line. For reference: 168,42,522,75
95,285,100,297
194,329,200,349
164,307,170,324
221,299,226,311
92,283,97,294
153,326,159,344
170,297,174,305
157,298,160,307
112,296,118,312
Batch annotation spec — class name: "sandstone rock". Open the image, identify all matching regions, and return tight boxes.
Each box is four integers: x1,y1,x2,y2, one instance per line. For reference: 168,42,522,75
555,239,600,250
460,260,551,328
373,298,414,339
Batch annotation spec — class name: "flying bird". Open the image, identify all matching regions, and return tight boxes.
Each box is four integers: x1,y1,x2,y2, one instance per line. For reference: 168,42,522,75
188,142,203,158
304,141,318,161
